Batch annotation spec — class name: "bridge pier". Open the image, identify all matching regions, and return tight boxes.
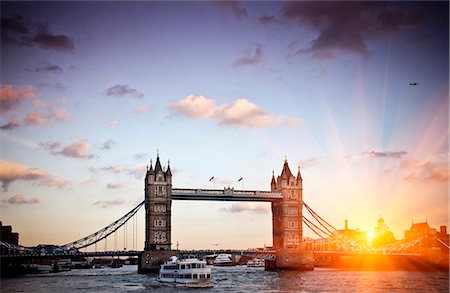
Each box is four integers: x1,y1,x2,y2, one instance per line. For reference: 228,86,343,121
138,250,180,273
265,249,314,271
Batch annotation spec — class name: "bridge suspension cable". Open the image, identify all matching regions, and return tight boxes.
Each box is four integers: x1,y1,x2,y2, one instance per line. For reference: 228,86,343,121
302,216,333,239
303,202,338,235
62,200,145,250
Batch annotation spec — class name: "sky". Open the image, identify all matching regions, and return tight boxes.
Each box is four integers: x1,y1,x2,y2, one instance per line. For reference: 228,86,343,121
1,1,448,250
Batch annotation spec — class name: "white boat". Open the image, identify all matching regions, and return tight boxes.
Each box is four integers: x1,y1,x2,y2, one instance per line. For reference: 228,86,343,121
213,254,234,266
158,256,213,288
247,258,265,267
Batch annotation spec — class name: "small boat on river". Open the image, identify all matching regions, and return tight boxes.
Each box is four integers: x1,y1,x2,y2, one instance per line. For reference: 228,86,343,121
158,256,213,288
213,254,234,266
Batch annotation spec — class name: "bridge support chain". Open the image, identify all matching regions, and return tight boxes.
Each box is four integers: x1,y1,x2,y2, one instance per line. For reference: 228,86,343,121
138,250,180,273
265,249,314,271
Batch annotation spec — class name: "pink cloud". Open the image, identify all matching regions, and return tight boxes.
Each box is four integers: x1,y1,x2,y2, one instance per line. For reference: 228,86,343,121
39,139,95,159
59,139,94,159
400,159,448,183
0,161,67,191
216,98,284,128
168,95,302,128
133,106,151,113
24,112,46,125
6,194,40,205
168,95,216,119
48,108,71,122
0,85,36,114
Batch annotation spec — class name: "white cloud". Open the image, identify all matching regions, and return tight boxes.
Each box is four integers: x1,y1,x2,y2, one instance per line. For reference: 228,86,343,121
168,95,302,128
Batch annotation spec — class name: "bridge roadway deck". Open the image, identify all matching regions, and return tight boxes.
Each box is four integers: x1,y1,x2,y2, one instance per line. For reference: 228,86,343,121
171,188,283,202
1,249,423,259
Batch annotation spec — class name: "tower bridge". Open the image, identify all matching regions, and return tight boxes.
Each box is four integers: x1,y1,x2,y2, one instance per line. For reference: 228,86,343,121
2,153,447,273
142,154,313,271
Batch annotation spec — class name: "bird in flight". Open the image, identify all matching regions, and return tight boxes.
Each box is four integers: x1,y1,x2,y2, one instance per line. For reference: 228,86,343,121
409,82,419,86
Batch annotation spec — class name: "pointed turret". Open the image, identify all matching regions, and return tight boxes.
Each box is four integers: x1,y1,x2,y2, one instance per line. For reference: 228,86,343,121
280,157,293,179
271,170,276,190
148,159,154,175
154,154,163,174
166,160,172,177
296,165,302,181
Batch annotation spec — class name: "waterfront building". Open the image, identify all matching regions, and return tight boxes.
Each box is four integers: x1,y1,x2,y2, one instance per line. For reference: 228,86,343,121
0,221,19,246
336,219,368,247
372,217,395,247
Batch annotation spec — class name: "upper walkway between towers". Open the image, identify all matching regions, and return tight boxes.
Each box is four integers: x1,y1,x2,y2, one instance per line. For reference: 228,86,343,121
171,187,283,202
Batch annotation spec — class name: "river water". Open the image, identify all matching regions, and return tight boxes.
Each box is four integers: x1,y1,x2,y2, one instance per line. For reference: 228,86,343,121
1,265,448,292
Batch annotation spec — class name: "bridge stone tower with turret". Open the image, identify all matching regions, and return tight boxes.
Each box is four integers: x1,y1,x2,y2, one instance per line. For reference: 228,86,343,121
144,154,172,251
271,158,303,250
267,158,313,270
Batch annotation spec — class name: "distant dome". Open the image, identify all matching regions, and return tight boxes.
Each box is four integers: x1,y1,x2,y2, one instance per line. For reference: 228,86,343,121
377,217,385,224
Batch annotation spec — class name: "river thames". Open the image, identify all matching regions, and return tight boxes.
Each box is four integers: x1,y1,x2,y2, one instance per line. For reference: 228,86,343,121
1,265,448,292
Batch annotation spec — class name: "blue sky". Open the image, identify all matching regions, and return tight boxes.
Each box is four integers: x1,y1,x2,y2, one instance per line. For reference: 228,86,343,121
1,1,448,250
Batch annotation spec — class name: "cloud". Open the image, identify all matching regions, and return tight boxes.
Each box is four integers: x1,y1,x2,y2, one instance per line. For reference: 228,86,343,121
79,178,97,185
93,164,147,180
168,95,301,128
368,7,424,39
5,194,40,205
106,182,124,189
47,108,70,122
213,177,234,186
34,63,62,73
100,139,116,150
220,202,269,214
128,165,147,180
133,153,147,161
168,95,216,119
24,112,46,125
0,161,67,191
0,121,20,131
107,120,118,128
106,84,143,98
101,165,126,174
212,1,247,19
299,157,320,168
133,105,151,113
259,15,281,25
36,82,66,92
279,2,424,59
0,85,36,114
1,15,75,52
400,159,448,183
39,139,95,159
233,43,264,67
363,150,408,159
93,199,125,208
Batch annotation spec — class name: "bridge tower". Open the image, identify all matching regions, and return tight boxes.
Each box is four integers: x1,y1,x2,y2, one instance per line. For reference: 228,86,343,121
268,158,313,270
144,154,172,251
271,158,303,249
